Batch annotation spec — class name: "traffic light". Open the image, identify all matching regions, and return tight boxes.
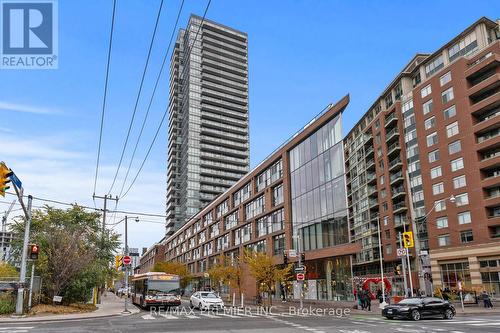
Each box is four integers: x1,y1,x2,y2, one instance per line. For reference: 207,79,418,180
0,162,13,197
402,231,414,248
283,253,288,265
29,244,39,260
300,252,305,263
394,264,401,275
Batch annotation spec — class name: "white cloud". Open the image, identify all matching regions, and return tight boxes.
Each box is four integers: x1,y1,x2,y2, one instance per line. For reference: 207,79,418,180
0,101,62,115
0,130,166,250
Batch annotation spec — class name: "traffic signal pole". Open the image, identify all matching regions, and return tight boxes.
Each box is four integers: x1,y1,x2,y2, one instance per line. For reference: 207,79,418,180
14,191,32,316
123,216,130,314
398,232,408,296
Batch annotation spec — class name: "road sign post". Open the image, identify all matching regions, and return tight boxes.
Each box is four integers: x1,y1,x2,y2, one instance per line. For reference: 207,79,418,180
122,255,131,265
396,248,407,257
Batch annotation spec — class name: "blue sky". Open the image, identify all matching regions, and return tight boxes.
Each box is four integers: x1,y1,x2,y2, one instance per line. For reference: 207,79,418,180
1,0,499,249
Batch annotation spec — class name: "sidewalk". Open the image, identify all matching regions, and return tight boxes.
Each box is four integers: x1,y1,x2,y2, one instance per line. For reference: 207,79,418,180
0,292,139,323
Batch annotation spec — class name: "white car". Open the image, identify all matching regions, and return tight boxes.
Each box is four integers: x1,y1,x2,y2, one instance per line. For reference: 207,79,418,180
190,291,224,310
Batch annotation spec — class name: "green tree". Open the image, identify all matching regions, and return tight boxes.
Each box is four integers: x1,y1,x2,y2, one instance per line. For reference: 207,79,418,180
243,249,292,306
153,261,193,290
11,205,119,304
0,262,18,279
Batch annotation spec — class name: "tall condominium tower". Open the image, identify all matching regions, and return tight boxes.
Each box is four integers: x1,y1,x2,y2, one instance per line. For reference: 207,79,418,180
166,15,249,236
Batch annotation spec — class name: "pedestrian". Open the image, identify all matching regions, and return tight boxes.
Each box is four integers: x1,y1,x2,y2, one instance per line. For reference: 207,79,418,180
377,289,382,303
358,290,365,310
365,290,372,311
482,291,493,308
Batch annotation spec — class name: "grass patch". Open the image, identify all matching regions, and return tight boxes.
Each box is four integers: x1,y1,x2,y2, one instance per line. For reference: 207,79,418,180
0,293,16,315
29,303,97,315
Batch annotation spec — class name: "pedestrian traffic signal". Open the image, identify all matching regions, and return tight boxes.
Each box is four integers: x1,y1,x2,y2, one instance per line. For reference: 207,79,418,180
29,244,39,260
300,253,305,263
394,264,402,275
402,231,414,248
0,162,13,197
283,253,288,265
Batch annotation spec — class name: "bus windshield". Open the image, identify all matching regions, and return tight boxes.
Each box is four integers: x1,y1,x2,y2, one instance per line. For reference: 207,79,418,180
147,280,180,296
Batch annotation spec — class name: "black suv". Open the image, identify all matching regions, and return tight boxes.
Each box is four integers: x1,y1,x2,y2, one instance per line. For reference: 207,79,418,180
382,297,455,321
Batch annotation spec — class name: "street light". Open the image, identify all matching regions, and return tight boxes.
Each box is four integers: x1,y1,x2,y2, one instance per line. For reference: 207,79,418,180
376,216,387,308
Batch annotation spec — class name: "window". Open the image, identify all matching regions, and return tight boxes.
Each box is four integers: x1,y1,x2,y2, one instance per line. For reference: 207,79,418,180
272,184,284,206
433,182,444,195
380,176,384,185
413,190,424,202
425,55,444,77
455,193,469,206
448,31,478,62
256,159,283,191
443,105,456,119
423,99,433,115
438,234,451,246
446,121,459,138
425,116,436,130
451,157,464,171
441,87,454,104
216,200,229,218
460,230,474,243
431,166,442,179
273,234,285,255
453,175,466,189
410,175,422,188
233,183,251,206
427,132,438,147
440,72,452,86
436,217,448,229
421,84,432,98
245,195,265,220
435,199,446,212
457,211,471,224
428,149,440,163
386,245,393,255
448,140,461,155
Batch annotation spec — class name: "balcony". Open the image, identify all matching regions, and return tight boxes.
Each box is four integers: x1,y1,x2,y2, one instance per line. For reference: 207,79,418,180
391,186,406,199
394,216,409,228
385,113,398,128
367,172,377,184
387,142,401,157
388,157,403,171
470,90,500,114
365,146,374,156
385,127,400,143
366,158,376,170
473,108,500,134
390,171,404,185
368,186,378,197
393,202,408,214
466,51,499,78
369,198,379,209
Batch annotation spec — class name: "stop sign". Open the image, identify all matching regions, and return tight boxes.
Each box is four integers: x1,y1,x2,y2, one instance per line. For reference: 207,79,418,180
296,273,305,281
123,255,132,265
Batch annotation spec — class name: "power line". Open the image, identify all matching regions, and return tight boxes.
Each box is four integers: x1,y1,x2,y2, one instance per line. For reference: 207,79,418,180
108,0,165,195
120,0,212,199
118,0,186,198
93,0,118,197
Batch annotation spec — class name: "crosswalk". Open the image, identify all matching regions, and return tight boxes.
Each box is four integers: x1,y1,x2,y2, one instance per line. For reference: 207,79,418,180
141,311,297,321
0,327,34,333
354,316,500,329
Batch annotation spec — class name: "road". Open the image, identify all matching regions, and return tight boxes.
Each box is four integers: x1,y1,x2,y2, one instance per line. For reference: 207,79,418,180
2,300,500,333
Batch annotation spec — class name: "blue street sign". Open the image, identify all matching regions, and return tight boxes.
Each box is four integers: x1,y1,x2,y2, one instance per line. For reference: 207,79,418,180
11,173,22,190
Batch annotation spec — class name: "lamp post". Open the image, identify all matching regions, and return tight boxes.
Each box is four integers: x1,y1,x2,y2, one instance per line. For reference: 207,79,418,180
376,216,387,308
292,234,303,310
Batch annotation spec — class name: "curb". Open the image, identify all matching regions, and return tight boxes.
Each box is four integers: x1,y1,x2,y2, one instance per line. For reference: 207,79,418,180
0,310,140,323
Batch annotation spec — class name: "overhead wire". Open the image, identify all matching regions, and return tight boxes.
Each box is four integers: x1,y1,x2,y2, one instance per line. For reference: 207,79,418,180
120,0,212,199
107,0,165,195
93,0,118,199
118,0,186,198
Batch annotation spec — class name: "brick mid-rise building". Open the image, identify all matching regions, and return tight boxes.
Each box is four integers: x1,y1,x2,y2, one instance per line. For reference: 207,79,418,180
345,17,500,296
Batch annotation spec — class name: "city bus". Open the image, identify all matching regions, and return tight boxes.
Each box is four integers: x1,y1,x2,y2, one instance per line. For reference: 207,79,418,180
131,272,181,308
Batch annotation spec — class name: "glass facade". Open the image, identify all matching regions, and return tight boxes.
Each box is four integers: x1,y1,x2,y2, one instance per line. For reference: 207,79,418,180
440,262,471,290
289,115,348,251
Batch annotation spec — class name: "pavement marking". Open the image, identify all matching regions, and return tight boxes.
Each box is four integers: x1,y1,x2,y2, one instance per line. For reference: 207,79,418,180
160,314,179,319
185,314,200,319
141,314,156,320
198,313,220,319
470,322,500,326
218,313,240,318
441,320,484,324
0,328,34,331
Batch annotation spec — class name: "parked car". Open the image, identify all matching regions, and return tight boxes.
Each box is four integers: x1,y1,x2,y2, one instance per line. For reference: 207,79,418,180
382,297,455,321
190,291,224,310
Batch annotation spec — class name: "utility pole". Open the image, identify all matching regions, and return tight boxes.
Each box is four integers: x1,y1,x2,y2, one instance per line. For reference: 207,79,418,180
92,194,118,304
28,261,35,309
293,234,304,310
123,216,130,314
398,232,408,296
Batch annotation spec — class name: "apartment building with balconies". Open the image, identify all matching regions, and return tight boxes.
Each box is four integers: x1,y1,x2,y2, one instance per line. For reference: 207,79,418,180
345,17,500,296
166,15,250,236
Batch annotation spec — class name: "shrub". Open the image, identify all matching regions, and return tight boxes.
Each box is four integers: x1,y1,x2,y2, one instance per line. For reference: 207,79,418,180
0,292,16,315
